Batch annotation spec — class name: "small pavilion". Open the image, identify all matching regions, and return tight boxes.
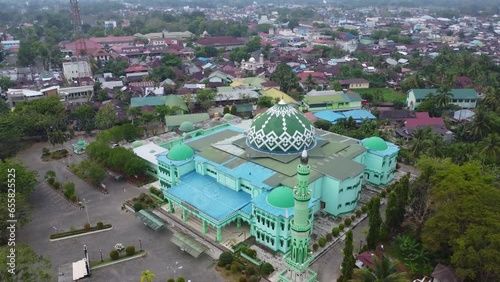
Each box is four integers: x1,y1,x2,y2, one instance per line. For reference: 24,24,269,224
72,139,88,155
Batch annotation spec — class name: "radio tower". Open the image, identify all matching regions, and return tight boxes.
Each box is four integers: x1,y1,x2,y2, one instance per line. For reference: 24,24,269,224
70,0,87,56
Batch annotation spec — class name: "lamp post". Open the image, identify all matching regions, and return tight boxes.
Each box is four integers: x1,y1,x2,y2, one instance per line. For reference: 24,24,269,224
99,249,103,262
52,226,58,234
359,240,363,253
139,239,142,251
82,198,90,226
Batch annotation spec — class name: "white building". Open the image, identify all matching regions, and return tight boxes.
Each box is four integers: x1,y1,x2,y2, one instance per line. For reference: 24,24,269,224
63,61,92,81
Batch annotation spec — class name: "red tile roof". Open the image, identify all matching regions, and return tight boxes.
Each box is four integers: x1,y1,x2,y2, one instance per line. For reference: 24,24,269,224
125,65,148,73
405,112,445,129
90,36,135,44
194,36,245,47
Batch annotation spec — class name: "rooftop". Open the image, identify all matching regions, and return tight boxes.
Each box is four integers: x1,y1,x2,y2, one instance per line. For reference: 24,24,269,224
409,88,478,99
165,173,252,222
133,143,167,165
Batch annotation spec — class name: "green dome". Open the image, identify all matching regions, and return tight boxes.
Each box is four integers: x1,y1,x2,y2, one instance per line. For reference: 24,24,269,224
267,186,295,208
131,140,143,148
223,113,236,120
76,140,85,146
246,100,316,153
167,144,194,161
179,121,195,132
363,137,388,151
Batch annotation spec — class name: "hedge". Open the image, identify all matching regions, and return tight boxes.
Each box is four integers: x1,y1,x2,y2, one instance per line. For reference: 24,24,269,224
50,224,112,239
318,237,327,247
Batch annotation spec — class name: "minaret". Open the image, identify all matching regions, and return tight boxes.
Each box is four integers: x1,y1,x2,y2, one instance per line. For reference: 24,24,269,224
279,150,317,282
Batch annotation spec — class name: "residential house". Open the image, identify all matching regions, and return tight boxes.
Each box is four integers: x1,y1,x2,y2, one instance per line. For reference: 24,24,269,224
215,86,259,106
337,78,370,90
208,71,234,85
406,88,479,110
193,36,245,50
63,61,92,81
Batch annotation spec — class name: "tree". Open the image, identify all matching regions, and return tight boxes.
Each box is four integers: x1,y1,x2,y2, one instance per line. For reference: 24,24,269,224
435,86,452,111
124,157,147,177
350,255,409,282
341,230,355,281
140,269,156,282
409,127,433,159
0,243,51,281
218,252,233,267
330,81,343,91
466,107,491,141
71,105,96,133
366,197,382,250
196,89,215,111
177,277,185,282
95,104,118,130
0,114,22,161
271,64,299,94
229,47,250,63
314,119,332,130
245,36,261,53
304,74,317,91
479,133,500,164
72,159,106,185
0,76,14,91
13,96,67,138
47,130,67,146
482,86,500,112
162,53,182,67
257,96,273,108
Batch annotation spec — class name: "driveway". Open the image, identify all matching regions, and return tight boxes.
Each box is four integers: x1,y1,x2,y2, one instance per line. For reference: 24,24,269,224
15,140,223,282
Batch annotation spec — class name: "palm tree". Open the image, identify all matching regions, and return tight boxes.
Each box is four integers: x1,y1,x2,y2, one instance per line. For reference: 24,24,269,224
304,74,317,92
435,86,452,111
466,107,491,141
410,127,433,159
425,134,445,158
140,269,156,282
482,86,500,112
479,133,500,164
349,255,409,282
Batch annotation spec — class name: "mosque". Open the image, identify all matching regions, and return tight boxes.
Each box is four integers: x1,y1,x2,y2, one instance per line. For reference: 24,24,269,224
151,100,399,255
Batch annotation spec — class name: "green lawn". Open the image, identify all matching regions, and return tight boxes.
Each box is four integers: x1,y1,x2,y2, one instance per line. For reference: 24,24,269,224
355,88,407,102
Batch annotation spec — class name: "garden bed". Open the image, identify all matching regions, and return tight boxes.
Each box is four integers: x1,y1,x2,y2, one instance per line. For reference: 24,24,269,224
90,250,146,269
124,173,156,187
42,148,69,162
50,223,112,240
125,193,161,212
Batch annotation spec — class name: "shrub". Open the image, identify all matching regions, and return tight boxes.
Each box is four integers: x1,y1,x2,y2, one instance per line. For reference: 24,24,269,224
345,218,352,226
380,190,387,197
245,266,257,276
361,205,368,213
45,170,56,179
42,147,50,157
261,262,274,275
133,202,143,211
110,250,119,260
96,221,104,229
248,276,259,282
149,186,163,197
318,237,327,247
245,248,257,259
351,215,356,221
386,186,393,193
47,177,55,185
230,264,239,273
218,252,233,267
326,233,333,242
332,227,340,237
239,277,248,282
84,223,91,230
70,194,77,202
168,279,175,282
53,181,60,189
63,182,75,191
177,277,185,282
339,223,345,231
125,246,135,256
225,264,231,270
355,210,362,217
313,243,319,251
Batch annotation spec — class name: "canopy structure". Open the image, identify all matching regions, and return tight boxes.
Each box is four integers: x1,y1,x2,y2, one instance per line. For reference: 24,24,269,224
136,210,165,231
170,231,209,258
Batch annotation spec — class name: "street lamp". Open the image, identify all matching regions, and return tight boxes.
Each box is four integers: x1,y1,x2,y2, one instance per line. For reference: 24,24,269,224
139,239,142,251
52,226,58,234
359,240,363,253
82,198,90,226
99,249,103,262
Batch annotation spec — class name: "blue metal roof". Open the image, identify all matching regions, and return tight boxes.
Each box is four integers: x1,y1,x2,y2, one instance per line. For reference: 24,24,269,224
252,191,317,217
341,110,376,122
314,110,345,123
194,155,275,190
165,173,251,222
240,203,253,216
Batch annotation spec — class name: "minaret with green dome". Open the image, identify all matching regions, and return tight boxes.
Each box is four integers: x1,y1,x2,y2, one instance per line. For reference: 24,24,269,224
278,149,318,282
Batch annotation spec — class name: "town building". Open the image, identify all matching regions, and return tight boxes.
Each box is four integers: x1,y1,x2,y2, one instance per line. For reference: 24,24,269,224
63,60,92,81
1,40,20,50
134,101,398,253
406,88,479,110
303,90,363,112
337,78,370,90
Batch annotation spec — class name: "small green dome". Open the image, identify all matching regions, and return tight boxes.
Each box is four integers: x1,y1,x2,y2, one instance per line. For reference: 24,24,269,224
179,121,195,132
167,144,194,161
153,136,162,142
363,137,388,151
76,140,85,146
267,186,295,208
131,140,143,148
223,113,235,120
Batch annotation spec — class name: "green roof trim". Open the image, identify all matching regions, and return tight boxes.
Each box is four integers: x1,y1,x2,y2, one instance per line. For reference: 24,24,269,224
362,137,388,151
167,143,195,161
267,186,295,208
409,89,478,100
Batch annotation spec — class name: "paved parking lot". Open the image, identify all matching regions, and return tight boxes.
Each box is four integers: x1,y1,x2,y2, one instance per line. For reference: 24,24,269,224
16,140,223,282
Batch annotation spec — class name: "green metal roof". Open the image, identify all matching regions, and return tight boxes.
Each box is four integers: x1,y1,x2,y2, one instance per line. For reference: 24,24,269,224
130,95,188,112
304,94,346,104
362,137,388,151
136,210,165,231
409,89,478,100
164,95,189,112
243,77,266,88
267,186,295,208
246,101,316,153
167,144,194,161
165,113,210,127
171,231,209,258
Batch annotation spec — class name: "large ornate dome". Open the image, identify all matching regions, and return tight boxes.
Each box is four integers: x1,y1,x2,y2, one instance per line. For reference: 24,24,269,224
246,100,316,153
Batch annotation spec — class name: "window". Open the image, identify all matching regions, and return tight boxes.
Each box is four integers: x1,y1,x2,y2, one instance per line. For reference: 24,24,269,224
338,204,342,209
374,174,379,178
345,202,350,206
281,222,285,231
320,201,326,209
339,189,343,193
